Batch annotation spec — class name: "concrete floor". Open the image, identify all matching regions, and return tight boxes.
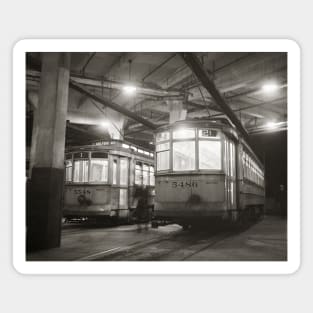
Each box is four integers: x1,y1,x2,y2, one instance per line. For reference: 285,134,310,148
27,216,287,261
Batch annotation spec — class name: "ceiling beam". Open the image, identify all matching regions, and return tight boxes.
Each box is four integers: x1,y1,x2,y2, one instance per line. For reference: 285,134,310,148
180,52,251,144
69,81,158,130
27,69,184,98
210,96,287,118
67,123,103,139
247,121,287,135
81,52,96,74
142,53,177,82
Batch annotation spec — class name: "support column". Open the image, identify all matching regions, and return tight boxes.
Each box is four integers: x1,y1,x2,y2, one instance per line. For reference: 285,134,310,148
27,91,39,177
27,53,71,252
166,100,187,124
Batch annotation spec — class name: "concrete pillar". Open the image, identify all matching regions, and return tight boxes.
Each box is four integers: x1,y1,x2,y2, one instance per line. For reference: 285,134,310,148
27,91,39,177
27,53,71,251
166,100,187,124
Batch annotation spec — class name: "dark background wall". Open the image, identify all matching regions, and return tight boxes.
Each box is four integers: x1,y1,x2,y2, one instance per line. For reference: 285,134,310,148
252,131,287,215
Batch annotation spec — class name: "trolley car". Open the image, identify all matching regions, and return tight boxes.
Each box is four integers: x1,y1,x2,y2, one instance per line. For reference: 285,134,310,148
153,118,265,228
63,140,155,223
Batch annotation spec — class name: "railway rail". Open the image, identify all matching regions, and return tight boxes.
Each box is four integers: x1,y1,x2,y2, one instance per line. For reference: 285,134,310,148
72,225,237,261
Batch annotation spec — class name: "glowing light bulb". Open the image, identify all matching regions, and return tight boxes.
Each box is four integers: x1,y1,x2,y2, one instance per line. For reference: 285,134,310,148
123,85,137,94
265,121,277,129
101,121,109,129
262,83,279,93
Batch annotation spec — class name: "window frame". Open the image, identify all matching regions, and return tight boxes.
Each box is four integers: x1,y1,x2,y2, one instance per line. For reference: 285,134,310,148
89,157,109,184
72,157,90,183
65,153,73,183
149,165,155,186
172,139,196,171
142,163,150,186
242,148,264,187
135,161,143,186
119,157,129,186
156,127,224,174
155,131,171,172
197,129,223,173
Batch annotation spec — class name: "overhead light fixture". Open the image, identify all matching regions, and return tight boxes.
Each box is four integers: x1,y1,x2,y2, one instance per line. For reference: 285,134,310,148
123,85,137,94
265,121,277,129
262,82,279,93
100,121,109,129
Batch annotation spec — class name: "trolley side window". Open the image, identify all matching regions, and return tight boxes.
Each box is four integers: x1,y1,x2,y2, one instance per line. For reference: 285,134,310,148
198,140,222,170
65,160,73,181
242,149,264,187
112,160,117,185
243,152,247,178
156,141,170,171
65,154,73,182
135,162,142,185
142,164,149,185
120,158,128,186
149,166,155,186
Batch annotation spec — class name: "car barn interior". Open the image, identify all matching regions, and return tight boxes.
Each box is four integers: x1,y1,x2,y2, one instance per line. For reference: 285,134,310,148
26,51,287,261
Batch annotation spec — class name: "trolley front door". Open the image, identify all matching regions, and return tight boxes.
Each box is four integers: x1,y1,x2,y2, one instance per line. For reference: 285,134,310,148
119,157,129,211
225,139,237,211
111,156,129,219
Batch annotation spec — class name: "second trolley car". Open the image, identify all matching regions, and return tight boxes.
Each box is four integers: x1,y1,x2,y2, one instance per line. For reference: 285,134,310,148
153,118,265,228
63,140,155,223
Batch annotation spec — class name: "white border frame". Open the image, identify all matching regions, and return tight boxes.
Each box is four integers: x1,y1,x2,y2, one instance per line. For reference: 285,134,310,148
13,39,300,275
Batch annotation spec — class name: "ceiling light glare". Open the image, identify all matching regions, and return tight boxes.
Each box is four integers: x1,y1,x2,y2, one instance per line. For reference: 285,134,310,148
262,83,279,93
123,85,137,94
265,121,277,129
101,121,109,129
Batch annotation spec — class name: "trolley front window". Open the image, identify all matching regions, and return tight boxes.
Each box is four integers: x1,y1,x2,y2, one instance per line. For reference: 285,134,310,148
73,160,89,182
173,141,195,171
89,159,108,183
199,141,222,170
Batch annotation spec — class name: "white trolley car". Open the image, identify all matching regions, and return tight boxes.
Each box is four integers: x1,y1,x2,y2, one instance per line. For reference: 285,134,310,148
153,118,265,228
63,140,155,223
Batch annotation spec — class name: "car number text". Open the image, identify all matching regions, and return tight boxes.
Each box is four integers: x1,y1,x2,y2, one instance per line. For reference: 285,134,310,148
171,181,198,188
